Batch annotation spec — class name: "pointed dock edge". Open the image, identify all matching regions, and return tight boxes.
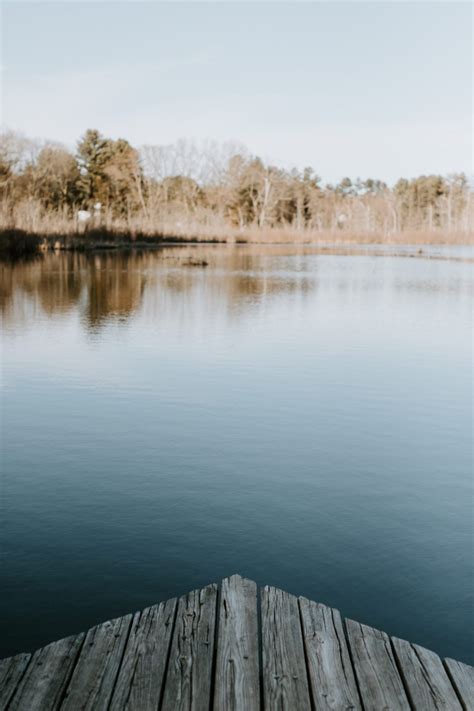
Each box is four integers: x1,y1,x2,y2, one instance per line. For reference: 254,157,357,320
1,574,472,710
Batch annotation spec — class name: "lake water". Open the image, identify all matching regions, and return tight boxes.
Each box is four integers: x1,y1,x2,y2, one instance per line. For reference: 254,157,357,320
1,244,473,663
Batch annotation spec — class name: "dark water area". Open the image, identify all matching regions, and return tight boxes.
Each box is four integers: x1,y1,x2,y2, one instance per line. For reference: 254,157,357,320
1,244,473,663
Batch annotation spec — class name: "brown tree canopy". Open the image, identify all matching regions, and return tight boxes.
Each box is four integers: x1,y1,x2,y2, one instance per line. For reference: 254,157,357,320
0,128,471,236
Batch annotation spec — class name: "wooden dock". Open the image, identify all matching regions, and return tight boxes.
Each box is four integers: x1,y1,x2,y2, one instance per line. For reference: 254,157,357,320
1,575,472,710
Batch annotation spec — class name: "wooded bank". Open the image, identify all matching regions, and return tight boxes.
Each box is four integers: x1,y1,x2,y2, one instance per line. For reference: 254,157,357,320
1,130,472,254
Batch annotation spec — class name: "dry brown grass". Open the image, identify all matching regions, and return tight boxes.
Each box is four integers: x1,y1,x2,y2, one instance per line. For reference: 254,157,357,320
0,200,472,257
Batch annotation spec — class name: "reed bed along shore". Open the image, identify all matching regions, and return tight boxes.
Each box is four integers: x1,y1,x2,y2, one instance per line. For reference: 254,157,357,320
0,223,472,259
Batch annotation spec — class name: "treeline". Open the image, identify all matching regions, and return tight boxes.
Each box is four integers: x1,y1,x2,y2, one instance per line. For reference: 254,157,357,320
0,128,472,244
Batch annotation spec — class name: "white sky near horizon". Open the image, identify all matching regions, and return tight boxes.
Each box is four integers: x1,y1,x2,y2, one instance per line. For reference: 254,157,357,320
1,1,472,185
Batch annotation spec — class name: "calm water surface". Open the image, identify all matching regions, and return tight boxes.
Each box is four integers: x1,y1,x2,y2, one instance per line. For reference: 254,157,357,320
1,244,473,662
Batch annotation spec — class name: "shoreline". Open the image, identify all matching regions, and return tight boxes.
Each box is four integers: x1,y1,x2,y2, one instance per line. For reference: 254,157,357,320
1,227,473,259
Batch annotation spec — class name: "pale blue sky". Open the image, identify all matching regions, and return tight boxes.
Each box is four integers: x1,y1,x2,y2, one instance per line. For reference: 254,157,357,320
1,1,472,183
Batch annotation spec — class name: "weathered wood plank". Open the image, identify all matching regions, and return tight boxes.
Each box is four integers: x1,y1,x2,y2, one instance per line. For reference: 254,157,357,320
444,658,474,711
392,637,462,710
1,578,472,711
61,614,132,710
7,634,83,711
261,585,311,711
345,619,409,710
0,653,31,708
213,574,260,711
161,583,217,711
109,598,177,711
299,596,361,710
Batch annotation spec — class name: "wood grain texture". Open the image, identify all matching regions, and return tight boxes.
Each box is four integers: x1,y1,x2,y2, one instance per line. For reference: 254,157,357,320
261,585,311,711
109,597,177,710
1,578,471,711
61,614,132,711
299,597,361,710
213,574,260,711
161,583,217,711
392,637,461,710
8,634,83,711
345,619,409,711
444,658,474,711
0,653,31,709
